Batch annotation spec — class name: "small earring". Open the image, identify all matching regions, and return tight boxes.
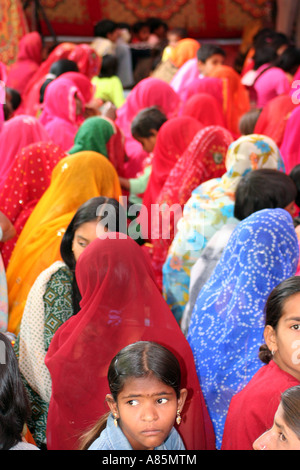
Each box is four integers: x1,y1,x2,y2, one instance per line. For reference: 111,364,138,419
113,414,118,427
176,409,182,425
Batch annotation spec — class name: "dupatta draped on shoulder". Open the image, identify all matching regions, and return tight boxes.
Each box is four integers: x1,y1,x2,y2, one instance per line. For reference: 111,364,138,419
39,77,85,151
280,105,300,173
68,115,126,176
163,134,285,323
6,151,122,335
6,32,43,95
0,142,66,267
45,234,215,451
150,125,233,290
187,208,299,448
0,115,50,186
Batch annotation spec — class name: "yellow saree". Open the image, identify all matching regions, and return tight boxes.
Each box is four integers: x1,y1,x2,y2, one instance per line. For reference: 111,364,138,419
7,151,122,335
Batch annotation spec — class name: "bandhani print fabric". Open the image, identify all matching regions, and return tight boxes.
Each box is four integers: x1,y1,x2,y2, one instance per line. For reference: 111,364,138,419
187,208,299,448
162,134,285,323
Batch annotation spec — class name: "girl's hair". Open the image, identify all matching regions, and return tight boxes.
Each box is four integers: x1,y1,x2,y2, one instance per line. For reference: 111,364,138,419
234,169,297,221
78,341,181,450
259,276,300,364
0,333,31,450
281,386,300,439
99,54,118,78
274,46,300,75
289,164,300,208
60,196,127,314
131,106,167,139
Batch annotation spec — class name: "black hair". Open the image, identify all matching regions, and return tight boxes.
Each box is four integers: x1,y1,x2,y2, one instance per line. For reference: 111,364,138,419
131,106,167,138
274,46,300,75
78,341,181,450
253,44,278,70
239,108,262,135
145,17,168,35
50,58,79,76
99,54,118,78
289,165,300,207
108,341,182,401
94,19,118,38
0,333,31,450
259,276,300,364
281,386,300,439
39,59,79,103
253,29,289,51
197,44,226,63
6,88,21,110
168,27,188,40
234,169,297,220
60,196,127,314
132,21,150,35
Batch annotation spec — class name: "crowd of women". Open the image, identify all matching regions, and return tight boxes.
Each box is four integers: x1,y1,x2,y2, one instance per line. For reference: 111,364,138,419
0,20,300,451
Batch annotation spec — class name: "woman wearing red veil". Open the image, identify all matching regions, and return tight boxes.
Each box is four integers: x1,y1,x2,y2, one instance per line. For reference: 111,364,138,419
45,234,216,451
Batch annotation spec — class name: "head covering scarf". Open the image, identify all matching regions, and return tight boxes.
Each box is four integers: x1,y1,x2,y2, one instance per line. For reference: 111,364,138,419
181,92,226,127
39,77,84,151
68,116,126,175
150,125,233,290
254,94,299,147
6,151,122,335
0,115,50,186
280,105,300,174
162,134,285,323
17,42,77,116
6,32,43,94
210,65,250,137
170,58,199,94
45,234,216,451
115,77,181,178
58,71,94,105
187,208,299,448
68,44,101,79
178,76,224,112
0,142,66,267
169,38,200,68
140,116,203,241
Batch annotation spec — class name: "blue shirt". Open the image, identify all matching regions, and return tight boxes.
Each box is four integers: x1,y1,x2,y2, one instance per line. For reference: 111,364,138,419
88,414,186,450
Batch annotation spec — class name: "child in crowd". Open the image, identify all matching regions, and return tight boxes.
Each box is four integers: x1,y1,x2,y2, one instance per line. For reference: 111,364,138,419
92,54,125,108
119,106,167,206
79,341,188,450
197,43,226,77
0,332,39,450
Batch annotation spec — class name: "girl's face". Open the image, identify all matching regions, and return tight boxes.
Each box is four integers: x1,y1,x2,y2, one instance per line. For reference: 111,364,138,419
107,375,187,450
253,403,300,450
265,292,300,381
72,220,99,262
134,130,158,153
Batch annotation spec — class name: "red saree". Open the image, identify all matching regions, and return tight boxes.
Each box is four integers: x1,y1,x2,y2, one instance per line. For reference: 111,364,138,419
45,234,215,451
0,142,66,267
181,92,226,127
254,94,299,147
6,32,42,95
140,116,203,241
150,125,233,289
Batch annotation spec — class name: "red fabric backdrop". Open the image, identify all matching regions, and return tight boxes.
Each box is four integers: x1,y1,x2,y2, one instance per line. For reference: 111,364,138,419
25,0,271,39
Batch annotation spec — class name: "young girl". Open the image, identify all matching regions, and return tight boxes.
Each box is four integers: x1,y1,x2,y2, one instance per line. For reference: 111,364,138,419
79,341,188,450
221,276,300,450
253,385,300,450
0,332,38,450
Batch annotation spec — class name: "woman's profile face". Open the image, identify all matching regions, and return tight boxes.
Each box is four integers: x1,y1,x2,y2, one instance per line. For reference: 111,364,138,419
269,292,300,382
72,220,99,262
253,403,300,450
